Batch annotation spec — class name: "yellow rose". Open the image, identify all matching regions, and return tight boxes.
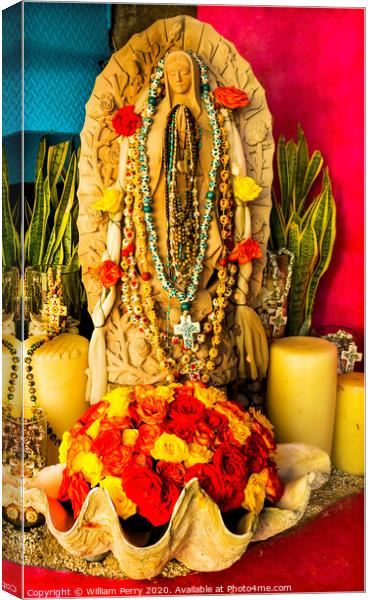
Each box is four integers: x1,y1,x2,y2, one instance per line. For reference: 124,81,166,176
233,176,262,203
86,419,101,440
150,433,189,463
242,473,266,514
194,384,227,408
122,428,139,446
59,431,71,464
153,385,176,403
249,407,274,433
229,418,251,445
71,451,103,487
184,443,213,468
92,187,123,213
103,386,133,418
100,476,136,520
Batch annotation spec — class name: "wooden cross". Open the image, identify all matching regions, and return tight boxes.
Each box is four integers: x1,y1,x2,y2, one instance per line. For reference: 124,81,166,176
341,343,362,373
174,314,200,350
43,295,68,330
269,307,287,337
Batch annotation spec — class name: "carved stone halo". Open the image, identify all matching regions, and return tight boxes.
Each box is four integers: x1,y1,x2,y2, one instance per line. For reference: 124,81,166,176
77,15,274,315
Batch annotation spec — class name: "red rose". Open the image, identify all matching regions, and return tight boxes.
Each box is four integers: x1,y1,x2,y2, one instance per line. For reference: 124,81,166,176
213,442,248,482
78,401,108,426
122,466,180,526
136,424,163,453
244,432,270,473
218,477,245,513
204,408,229,432
185,463,223,505
215,427,241,447
156,461,185,487
228,239,262,265
91,428,122,457
193,422,215,447
169,396,205,424
58,468,72,502
102,444,133,477
68,472,90,520
250,419,276,452
137,393,168,425
112,105,142,137
88,260,123,288
130,453,153,469
259,465,284,503
164,418,196,443
213,86,250,109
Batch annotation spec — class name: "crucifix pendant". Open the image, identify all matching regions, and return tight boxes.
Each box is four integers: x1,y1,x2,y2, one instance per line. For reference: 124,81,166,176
269,307,287,337
43,295,68,331
174,313,201,350
341,343,362,373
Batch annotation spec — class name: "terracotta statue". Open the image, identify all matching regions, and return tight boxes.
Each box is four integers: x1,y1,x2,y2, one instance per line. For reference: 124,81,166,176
77,17,274,403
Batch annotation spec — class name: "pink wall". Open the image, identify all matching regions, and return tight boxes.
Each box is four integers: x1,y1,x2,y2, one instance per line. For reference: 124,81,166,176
197,6,365,350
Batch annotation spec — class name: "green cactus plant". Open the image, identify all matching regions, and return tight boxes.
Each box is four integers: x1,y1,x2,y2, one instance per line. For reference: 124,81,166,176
2,148,20,268
270,125,336,336
25,137,80,269
3,138,85,316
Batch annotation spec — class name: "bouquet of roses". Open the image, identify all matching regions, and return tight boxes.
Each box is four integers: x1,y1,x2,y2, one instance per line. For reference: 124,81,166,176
58,383,284,526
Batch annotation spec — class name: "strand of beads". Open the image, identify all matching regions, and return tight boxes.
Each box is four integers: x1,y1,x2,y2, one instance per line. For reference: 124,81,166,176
164,104,200,286
2,339,20,404
120,134,177,381
138,53,222,310
25,268,67,446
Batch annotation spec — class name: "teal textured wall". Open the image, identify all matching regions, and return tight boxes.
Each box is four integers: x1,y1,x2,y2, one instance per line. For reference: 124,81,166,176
3,2,111,182
23,2,111,134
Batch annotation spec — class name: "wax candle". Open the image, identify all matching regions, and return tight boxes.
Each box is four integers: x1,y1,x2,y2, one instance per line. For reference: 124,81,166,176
266,336,338,455
332,372,364,475
2,334,22,405
24,333,89,465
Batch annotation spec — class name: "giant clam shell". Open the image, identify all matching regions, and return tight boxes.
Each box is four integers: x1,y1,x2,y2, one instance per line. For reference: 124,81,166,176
15,443,330,579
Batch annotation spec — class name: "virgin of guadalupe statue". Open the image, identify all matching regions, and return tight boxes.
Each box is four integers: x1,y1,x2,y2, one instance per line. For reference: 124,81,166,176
78,18,272,404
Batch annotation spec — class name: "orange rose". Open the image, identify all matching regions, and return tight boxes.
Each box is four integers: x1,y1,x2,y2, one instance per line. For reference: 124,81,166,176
228,238,262,265
137,394,168,425
68,472,90,520
214,86,250,109
136,424,163,454
194,422,215,447
78,401,109,427
259,465,284,503
99,416,131,431
88,259,123,288
156,461,185,487
102,445,133,477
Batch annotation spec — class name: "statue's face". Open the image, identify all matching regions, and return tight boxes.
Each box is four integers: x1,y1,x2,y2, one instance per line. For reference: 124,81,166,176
166,55,193,95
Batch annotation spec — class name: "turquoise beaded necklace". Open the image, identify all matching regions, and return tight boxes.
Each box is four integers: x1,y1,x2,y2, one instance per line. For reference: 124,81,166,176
138,52,222,321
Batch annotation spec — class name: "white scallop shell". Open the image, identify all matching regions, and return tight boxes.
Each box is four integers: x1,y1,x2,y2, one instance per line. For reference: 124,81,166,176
17,443,330,579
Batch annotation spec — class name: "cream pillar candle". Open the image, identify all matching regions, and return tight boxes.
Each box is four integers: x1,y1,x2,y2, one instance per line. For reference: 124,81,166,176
24,333,89,465
332,372,364,475
2,335,22,405
266,337,338,455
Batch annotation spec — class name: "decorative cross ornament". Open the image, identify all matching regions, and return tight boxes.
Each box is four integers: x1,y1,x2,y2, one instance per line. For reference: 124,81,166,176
174,314,201,350
341,343,362,373
43,295,68,331
269,307,287,337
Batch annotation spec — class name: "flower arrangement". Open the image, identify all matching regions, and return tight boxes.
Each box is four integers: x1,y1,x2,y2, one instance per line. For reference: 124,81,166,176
213,86,250,109
228,239,263,265
58,383,283,526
